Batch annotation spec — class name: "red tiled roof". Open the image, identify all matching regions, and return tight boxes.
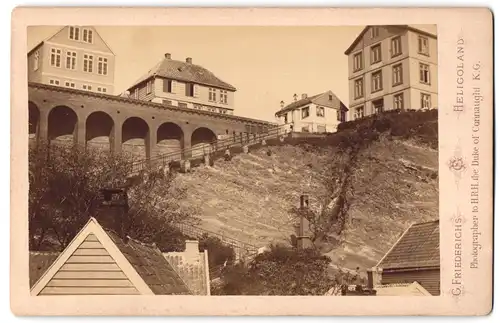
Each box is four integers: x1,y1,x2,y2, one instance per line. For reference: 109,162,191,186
128,57,236,92
275,91,347,116
377,220,439,270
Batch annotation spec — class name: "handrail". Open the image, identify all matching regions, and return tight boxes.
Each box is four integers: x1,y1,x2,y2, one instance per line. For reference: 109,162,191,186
129,124,290,174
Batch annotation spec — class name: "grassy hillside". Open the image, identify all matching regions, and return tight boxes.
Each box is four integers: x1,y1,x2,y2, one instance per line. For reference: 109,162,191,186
174,110,438,271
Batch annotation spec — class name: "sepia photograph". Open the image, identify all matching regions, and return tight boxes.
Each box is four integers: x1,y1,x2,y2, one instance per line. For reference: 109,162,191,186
26,24,439,297
9,6,493,316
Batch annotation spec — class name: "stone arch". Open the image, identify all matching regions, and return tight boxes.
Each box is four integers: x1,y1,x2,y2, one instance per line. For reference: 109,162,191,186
28,101,40,143
48,105,78,146
156,122,184,156
121,117,150,160
86,111,114,152
191,127,217,158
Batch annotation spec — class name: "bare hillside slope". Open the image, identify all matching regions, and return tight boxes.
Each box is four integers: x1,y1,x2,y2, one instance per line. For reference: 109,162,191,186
175,112,438,271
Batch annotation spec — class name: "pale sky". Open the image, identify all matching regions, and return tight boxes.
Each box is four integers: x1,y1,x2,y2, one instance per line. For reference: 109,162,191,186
27,25,435,122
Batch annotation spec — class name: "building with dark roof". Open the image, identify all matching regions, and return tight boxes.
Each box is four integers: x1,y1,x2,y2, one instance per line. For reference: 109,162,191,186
30,217,193,295
374,219,440,296
126,53,236,115
275,91,347,134
345,25,437,121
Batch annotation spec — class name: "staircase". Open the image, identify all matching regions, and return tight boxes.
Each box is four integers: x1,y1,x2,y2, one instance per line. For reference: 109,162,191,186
129,124,290,175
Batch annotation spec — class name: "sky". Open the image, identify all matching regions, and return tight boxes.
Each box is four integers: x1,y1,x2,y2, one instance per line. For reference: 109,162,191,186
27,25,434,122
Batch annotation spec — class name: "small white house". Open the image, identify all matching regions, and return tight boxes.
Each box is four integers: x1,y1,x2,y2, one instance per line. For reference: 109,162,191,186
275,91,348,134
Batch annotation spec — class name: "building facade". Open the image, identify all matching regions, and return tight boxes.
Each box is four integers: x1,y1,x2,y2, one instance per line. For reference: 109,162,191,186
345,25,437,120
275,91,347,133
27,26,116,94
126,53,236,115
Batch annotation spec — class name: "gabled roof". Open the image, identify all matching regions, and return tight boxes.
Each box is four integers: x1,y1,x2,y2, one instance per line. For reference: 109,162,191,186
27,26,115,56
376,220,439,270
374,282,432,296
30,217,191,295
275,90,348,116
127,56,236,92
344,25,438,55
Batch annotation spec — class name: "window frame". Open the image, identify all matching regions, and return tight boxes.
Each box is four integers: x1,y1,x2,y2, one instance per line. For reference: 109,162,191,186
370,43,382,64
316,106,325,117
50,48,62,68
354,77,364,99
353,51,363,72
301,106,310,119
392,63,403,86
371,70,383,93
418,36,430,56
83,53,94,73
419,63,431,85
65,50,77,70
393,93,404,110
391,36,402,57
420,93,431,110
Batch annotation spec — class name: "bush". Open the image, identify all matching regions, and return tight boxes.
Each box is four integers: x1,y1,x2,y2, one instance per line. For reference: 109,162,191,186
198,233,236,269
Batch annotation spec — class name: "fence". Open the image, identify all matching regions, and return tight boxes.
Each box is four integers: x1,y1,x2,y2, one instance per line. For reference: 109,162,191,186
173,222,259,262
129,124,290,175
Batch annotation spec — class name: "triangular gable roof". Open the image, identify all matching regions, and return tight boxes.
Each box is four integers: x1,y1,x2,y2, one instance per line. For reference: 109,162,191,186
376,220,439,270
30,217,191,295
127,56,236,92
27,26,115,56
374,281,432,296
344,25,438,55
275,90,347,116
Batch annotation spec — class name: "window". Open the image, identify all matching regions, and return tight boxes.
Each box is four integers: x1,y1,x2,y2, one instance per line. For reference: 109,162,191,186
65,51,77,70
372,99,384,114
208,88,216,102
163,79,173,93
371,27,379,38
162,99,172,105
394,93,404,110
185,83,195,97
391,36,402,57
69,26,80,41
329,94,333,101
33,51,39,71
220,90,228,104
354,78,364,99
64,81,75,88
316,106,325,117
392,64,403,86
48,79,60,85
301,107,310,119
371,70,383,92
353,52,363,72
146,80,153,94
371,44,382,64
418,36,429,55
419,63,430,84
179,102,188,109
133,88,139,99
97,57,108,75
82,28,93,43
421,93,431,109
83,54,93,72
50,48,62,67
354,106,364,119
82,84,92,91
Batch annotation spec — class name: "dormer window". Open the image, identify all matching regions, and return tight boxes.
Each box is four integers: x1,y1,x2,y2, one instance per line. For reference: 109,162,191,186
82,28,93,44
69,26,80,41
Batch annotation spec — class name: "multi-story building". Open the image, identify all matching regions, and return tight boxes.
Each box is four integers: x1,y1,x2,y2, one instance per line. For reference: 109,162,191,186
125,53,236,115
27,26,115,94
345,25,437,120
275,91,347,133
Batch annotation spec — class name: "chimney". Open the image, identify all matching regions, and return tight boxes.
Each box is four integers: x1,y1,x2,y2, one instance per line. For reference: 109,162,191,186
186,57,192,64
164,53,171,59
293,93,298,101
280,100,285,108
301,93,308,100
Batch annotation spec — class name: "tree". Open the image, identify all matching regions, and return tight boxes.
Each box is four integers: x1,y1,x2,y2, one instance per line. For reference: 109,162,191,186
28,142,198,251
212,244,336,295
